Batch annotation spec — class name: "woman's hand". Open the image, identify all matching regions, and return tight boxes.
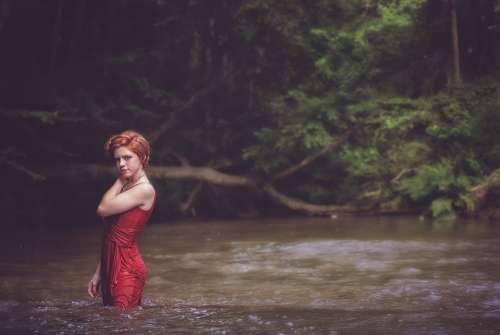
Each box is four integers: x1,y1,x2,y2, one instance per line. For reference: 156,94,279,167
116,176,127,187
96,182,154,218
88,272,101,298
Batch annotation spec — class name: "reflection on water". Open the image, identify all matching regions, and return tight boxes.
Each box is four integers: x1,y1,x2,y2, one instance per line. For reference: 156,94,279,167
1,217,500,334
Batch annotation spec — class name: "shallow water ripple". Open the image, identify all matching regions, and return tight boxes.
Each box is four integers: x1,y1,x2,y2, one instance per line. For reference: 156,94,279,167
1,218,500,334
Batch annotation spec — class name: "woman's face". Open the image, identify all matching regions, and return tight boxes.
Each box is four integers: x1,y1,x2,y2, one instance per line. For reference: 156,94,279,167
113,146,143,179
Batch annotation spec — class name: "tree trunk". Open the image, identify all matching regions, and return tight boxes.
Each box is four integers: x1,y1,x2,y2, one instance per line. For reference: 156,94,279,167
362,0,378,17
0,0,12,33
449,0,462,85
103,0,115,50
67,0,86,65
49,0,64,75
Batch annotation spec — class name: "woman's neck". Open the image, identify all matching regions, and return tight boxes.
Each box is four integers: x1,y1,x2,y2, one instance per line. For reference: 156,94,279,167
129,171,146,184
121,172,147,193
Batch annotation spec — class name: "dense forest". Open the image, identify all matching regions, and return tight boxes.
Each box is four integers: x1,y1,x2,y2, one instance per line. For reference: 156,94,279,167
2,0,500,227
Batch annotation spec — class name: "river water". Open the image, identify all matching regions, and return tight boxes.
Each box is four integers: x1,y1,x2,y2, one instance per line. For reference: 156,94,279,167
1,217,500,334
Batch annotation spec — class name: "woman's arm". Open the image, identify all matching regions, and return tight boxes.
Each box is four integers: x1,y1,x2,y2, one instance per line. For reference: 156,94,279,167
88,260,101,298
98,178,124,209
96,181,154,218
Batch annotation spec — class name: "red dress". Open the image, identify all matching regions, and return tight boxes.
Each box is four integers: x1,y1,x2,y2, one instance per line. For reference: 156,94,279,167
100,200,155,308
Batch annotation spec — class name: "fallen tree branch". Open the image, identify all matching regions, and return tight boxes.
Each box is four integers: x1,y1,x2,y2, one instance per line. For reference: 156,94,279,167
271,131,351,182
177,158,236,213
1,157,46,181
261,184,356,215
390,167,416,184
469,168,500,213
179,182,204,214
50,161,421,217
60,164,257,187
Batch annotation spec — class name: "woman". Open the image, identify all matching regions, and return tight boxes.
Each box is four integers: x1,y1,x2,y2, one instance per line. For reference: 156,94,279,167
88,130,156,308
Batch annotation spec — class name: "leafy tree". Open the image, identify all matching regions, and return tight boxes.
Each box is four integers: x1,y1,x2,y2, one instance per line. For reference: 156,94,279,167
2,0,500,225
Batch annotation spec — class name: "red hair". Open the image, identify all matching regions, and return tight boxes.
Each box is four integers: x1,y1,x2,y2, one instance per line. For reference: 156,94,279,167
105,130,151,168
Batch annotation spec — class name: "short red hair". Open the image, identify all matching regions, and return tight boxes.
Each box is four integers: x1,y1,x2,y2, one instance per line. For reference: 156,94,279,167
105,130,151,168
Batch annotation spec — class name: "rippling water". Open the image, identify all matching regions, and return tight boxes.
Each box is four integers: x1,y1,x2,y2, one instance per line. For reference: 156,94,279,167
1,217,500,334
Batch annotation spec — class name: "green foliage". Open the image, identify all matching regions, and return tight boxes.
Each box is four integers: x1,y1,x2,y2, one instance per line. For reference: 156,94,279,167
431,198,455,220
240,0,500,219
363,1,423,56
397,158,475,218
460,78,500,166
4,0,500,224
242,129,291,174
424,94,473,140
387,141,431,167
399,160,455,200
340,147,384,178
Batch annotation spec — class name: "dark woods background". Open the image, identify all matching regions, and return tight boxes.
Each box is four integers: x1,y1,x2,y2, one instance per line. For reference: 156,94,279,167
2,0,500,229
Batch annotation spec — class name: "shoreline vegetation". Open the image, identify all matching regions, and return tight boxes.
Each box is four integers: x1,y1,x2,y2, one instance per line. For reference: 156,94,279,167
2,1,500,226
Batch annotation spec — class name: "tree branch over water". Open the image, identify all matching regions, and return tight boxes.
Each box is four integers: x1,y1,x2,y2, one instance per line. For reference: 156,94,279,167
60,164,257,188
261,184,356,215
179,182,204,214
470,168,500,213
60,163,355,215
271,131,351,182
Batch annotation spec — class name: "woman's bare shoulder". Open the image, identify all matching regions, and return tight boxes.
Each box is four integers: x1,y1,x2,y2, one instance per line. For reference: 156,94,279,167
137,182,156,199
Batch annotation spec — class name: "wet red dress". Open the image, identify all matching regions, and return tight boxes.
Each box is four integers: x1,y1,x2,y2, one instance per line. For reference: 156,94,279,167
100,200,155,308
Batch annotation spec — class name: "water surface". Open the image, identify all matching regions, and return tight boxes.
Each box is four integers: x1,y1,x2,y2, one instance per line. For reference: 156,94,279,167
1,217,500,334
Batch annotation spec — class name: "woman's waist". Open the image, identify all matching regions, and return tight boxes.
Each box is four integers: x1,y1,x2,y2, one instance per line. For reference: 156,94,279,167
103,229,141,247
